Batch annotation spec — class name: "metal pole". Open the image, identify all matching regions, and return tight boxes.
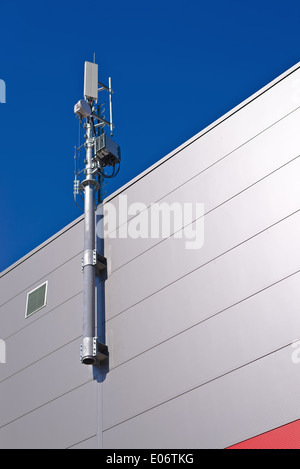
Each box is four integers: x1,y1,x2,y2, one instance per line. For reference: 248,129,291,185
81,118,97,365
109,77,113,137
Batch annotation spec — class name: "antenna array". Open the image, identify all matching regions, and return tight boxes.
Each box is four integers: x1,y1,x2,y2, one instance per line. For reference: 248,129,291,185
73,61,121,366
73,62,121,208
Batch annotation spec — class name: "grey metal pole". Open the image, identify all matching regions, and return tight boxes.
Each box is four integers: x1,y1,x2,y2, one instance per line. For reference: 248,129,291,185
81,118,97,365
109,77,113,137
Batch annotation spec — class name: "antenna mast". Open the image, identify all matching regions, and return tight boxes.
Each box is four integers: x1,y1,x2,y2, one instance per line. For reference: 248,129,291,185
74,61,121,365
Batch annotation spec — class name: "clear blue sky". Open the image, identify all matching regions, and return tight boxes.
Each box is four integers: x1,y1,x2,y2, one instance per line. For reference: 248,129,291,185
0,0,300,272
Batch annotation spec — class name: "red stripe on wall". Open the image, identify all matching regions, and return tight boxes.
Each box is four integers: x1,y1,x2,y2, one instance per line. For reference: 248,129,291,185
228,419,300,449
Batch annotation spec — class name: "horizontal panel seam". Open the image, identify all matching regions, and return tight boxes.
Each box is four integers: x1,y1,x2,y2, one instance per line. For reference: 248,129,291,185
105,104,300,238
103,341,295,433
108,267,300,371
3,290,83,342
0,251,83,309
0,379,93,432
0,217,83,279
110,151,300,274
104,65,300,205
0,335,82,385
227,416,300,448
107,208,300,322
67,434,97,449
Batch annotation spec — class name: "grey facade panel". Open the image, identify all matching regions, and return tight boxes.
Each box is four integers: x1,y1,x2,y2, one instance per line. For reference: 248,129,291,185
0,218,83,306
104,211,300,373
103,271,300,431
106,268,300,372
70,436,99,449
0,252,82,341
103,346,300,449
0,217,98,449
0,293,82,383
105,108,300,274
0,381,98,449
0,338,92,428
105,153,300,368
105,208,300,323
102,62,300,447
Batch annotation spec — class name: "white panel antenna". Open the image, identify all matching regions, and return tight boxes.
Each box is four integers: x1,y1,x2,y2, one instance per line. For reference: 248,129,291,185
84,61,98,101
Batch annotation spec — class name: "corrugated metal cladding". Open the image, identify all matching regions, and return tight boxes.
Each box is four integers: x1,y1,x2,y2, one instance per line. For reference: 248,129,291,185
1,63,300,449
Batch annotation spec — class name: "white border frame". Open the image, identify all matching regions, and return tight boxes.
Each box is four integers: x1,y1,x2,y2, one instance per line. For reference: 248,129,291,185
25,280,48,319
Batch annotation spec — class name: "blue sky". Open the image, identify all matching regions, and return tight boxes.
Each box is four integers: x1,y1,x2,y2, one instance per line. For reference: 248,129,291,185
0,0,300,272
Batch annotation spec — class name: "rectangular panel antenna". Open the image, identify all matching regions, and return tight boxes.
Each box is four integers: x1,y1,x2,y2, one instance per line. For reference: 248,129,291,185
84,61,98,101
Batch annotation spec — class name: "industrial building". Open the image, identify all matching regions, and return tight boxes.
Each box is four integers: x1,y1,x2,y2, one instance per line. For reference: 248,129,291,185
1,62,300,449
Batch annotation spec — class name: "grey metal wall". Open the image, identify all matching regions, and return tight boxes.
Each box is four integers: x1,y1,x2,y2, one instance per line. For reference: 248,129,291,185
1,62,300,449
0,218,99,449
101,62,300,448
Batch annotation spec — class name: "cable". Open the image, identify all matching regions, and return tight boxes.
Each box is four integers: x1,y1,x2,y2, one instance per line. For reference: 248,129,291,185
99,162,121,179
73,194,84,212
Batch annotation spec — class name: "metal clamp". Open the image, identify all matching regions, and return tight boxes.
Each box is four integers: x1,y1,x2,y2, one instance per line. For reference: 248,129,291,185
81,250,107,273
80,337,108,365
81,249,96,272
